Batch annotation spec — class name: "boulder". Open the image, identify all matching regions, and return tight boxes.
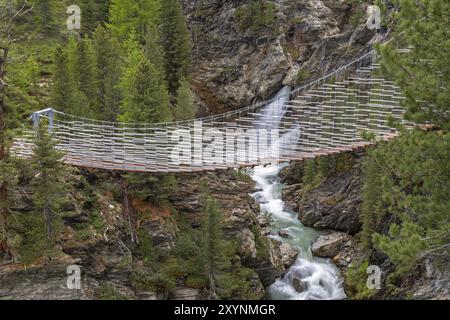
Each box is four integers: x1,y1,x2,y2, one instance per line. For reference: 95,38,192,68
279,243,298,268
292,277,308,293
311,232,352,258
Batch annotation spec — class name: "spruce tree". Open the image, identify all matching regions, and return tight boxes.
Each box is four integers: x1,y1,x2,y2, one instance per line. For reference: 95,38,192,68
377,0,450,129
119,57,171,123
34,0,58,35
199,195,229,299
75,38,97,111
303,159,316,184
173,77,197,121
108,0,161,43
30,121,67,241
92,26,122,121
52,48,76,112
160,0,192,97
78,0,111,34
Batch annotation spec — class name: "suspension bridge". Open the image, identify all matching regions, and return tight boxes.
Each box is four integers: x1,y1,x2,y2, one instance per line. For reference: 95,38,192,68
12,49,413,173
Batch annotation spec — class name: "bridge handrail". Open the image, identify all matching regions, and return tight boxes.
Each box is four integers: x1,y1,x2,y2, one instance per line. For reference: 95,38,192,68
37,47,380,128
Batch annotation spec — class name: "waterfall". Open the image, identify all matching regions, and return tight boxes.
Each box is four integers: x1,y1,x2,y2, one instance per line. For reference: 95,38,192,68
257,86,292,130
250,87,346,300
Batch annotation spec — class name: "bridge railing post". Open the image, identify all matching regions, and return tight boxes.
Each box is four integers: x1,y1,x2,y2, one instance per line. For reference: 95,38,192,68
31,108,55,131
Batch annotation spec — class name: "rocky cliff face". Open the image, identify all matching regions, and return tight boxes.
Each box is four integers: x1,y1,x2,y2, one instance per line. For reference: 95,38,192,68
281,152,363,235
280,152,449,300
170,170,289,288
0,169,288,300
183,0,377,114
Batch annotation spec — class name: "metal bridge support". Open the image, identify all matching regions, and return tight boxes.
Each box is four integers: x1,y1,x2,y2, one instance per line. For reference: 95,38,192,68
31,108,54,130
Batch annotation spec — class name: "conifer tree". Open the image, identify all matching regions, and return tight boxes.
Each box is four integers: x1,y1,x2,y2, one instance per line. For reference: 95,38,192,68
173,77,197,121
108,0,161,43
34,0,58,35
119,57,171,123
75,38,97,110
160,0,192,97
92,27,122,121
78,0,111,34
377,0,450,129
303,159,316,184
317,156,332,178
199,195,229,299
52,48,74,111
30,121,67,241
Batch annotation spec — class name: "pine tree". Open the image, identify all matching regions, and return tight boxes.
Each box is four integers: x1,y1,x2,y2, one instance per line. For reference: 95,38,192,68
52,48,75,112
108,0,161,43
34,0,58,35
303,159,316,184
361,130,450,275
92,26,122,121
199,195,230,299
30,121,67,241
317,156,332,178
173,77,197,121
75,38,97,111
78,0,111,35
117,32,145,117
377,0,450,129
52,46,88,116
119,57,171,124
160,0,192,97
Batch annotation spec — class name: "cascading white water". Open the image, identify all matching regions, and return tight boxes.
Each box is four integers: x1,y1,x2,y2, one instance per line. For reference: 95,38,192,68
251,87,346,300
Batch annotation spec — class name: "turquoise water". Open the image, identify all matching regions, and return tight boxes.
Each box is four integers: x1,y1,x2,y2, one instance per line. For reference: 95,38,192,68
251,165,346,300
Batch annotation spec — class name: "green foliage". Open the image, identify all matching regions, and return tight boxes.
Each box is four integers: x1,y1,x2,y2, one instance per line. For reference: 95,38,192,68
348,0,365,27
296,69,310,84
249,224,270,260
361,130,450,277
345,260,377,300
31,121,67,241
131,230,176,294
117,31,171,124
317,156,333,178
124,173,176,205
118,57,171,123
199,195,233,298
78,0,111,35
173,77,197,121
92,26,122,121
108,0,161,43
360,130,376,142
377,0,450,129
52,44,89,116
34,0,59,35
9,212,54,264
96,282,129,300
235,1,278,35
303,159,317,184
74,38,97,113
160,0,192,98
131,268,176,293
373,222,427,277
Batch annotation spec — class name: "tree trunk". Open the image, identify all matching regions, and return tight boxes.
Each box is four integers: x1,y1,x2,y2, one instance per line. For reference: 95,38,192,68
43,202,53,241
122,179,138,244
